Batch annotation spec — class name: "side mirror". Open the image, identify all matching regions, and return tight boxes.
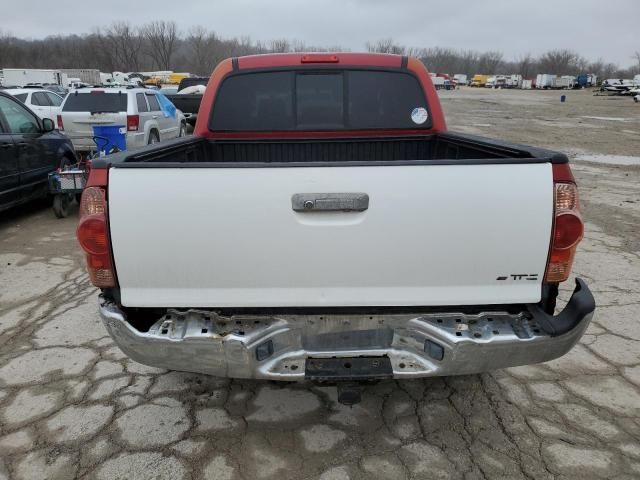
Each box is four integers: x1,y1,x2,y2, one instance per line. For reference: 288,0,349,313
42,118,55,132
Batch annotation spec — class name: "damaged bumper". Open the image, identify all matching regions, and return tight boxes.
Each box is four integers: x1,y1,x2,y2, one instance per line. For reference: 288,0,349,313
100,279,595,380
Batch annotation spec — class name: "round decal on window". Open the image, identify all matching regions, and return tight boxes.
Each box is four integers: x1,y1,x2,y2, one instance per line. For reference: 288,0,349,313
411,107,428,124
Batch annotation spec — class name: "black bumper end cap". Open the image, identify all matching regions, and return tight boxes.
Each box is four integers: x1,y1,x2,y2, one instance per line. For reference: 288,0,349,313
532,278,595,337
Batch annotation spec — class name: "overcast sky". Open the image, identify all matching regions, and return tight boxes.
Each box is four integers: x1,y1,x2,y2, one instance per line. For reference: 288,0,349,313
5,0,639,67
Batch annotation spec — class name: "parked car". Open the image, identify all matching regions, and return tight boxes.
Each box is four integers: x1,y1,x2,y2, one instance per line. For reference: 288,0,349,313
57,88,186,152
23,83,68,96
3,88,64,123
42,84,69,97
82,53,594,405
163,76,209,127
0,91,76,212
158,86,179,95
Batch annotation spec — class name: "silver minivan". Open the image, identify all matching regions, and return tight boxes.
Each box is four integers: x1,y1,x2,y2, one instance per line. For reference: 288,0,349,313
58,88,186,152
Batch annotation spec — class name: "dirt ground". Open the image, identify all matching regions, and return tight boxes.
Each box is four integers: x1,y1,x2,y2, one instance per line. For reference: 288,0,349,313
0,88,639,480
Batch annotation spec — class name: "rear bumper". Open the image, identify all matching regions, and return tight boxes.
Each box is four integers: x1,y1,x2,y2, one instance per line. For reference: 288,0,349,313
100,279,595,380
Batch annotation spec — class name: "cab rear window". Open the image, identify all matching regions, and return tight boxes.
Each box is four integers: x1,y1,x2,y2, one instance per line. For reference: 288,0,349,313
62,92,128,113
210,70,430,131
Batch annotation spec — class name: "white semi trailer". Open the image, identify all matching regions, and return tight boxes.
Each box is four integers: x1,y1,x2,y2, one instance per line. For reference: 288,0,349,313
1,68,68,87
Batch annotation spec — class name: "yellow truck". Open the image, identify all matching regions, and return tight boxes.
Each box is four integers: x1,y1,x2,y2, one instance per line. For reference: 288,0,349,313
144,76,163,87
168,73,191,85
470,74,490,87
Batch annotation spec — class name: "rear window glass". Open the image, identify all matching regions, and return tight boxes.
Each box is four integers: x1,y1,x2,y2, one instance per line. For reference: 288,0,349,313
13,93,28,103
32,92,50,106
210,70,429,131
136,93,148,112
212,72,293,130
297,73,343,129
146,94,161,111
62,92,127,113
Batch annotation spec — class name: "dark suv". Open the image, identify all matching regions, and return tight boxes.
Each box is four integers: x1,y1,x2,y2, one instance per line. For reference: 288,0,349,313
0,91,76,212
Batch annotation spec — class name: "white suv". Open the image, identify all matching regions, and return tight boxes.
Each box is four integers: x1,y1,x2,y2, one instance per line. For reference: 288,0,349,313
3,88,64,123
58,87,186,152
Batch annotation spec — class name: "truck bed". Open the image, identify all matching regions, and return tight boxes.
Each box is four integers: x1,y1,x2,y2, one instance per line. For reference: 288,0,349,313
102,132,568,168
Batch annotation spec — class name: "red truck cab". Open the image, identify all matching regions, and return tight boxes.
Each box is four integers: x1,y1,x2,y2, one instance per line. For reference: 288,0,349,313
195,53,447,139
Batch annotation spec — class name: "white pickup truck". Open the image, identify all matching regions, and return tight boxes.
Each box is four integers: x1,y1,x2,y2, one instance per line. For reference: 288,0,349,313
78,53,595,403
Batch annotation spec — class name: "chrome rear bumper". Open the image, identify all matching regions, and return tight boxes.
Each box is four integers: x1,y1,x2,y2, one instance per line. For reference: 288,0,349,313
100,279,594,380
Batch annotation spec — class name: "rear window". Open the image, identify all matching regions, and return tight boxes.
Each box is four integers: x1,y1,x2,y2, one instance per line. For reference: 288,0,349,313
210,69,430,131
32,92,50,106
62,92,128,113
136,93,149,112
13,93,28,103
146,94,161,111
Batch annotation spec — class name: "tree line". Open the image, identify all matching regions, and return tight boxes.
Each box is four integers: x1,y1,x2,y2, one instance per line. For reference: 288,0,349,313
1,23,638,80
366,39,640,79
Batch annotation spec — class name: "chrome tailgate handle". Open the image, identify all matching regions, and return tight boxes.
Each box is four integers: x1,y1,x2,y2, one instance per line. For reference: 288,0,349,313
292,193,369,212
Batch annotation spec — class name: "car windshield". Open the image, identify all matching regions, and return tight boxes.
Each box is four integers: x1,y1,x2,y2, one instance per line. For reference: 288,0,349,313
62,92,127,113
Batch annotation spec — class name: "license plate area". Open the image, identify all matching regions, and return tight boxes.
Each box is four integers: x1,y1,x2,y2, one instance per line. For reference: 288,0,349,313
305,356,393,381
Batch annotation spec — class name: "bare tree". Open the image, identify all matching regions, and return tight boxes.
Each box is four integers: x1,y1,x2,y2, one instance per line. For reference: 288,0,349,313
633,51,640,74
98,22,143,72
538,49,581,75
478,51,503,74
269,39,290,53
186,26,221,74
366,38,406,55
142,21,178,70
516,53,535,79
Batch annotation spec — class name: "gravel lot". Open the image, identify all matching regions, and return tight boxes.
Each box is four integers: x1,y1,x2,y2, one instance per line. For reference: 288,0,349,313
1,88,639,480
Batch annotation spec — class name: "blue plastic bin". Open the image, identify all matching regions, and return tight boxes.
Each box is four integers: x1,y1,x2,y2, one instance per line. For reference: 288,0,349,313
92,124,127,154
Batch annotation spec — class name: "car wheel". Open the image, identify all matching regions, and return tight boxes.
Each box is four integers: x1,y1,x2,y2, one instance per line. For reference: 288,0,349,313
179,123,186,137
148,131,160,145
52,194,72,218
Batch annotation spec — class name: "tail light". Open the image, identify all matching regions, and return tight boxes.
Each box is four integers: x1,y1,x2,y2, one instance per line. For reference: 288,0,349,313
544,164,584,282
127,114,139,132
301,54,339,63
77,176,117,288
57,114,64,130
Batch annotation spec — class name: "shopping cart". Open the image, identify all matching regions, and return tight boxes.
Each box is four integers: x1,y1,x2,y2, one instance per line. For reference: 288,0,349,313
48,161,88,218
47,134,112,218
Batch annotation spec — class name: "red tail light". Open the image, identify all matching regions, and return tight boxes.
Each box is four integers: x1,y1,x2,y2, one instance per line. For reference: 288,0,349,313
77,181,117,288
545,164,584,283
57,114,64,130
127,114,139,132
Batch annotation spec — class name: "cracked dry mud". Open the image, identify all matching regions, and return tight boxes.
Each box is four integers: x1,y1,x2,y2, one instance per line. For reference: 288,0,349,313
1,88,639,479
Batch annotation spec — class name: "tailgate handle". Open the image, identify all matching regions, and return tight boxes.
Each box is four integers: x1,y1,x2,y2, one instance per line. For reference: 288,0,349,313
292,193,369,212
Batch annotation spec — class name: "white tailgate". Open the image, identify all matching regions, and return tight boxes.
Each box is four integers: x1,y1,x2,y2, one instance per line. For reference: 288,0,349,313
108,164,553,308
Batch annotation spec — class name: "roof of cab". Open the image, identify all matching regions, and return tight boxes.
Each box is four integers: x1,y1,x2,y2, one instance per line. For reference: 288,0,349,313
236,52,405,70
